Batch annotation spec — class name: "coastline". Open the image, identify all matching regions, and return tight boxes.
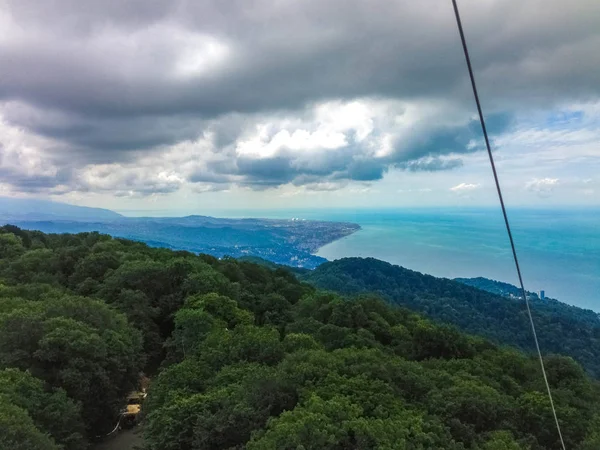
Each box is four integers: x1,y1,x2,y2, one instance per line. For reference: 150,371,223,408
314,210,600,312
2,216,362,270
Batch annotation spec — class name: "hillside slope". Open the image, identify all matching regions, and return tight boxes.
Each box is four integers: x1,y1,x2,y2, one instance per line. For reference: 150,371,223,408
4,214,359,269
303,257,600,378
1,227,600,449
456,276,539,299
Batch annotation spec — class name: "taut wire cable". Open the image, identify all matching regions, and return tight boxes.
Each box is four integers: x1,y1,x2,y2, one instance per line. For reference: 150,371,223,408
450,1,566,448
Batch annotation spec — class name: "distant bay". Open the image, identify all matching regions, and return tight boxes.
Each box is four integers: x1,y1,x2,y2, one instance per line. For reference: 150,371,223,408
219,207,600,311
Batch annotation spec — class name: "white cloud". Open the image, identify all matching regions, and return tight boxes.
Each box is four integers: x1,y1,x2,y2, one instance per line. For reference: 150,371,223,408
172,32,231,79
525,178,559,193
450,183,481,192
0,1,599,210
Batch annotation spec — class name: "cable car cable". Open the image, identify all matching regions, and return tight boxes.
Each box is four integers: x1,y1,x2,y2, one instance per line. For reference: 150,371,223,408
450,1,566,448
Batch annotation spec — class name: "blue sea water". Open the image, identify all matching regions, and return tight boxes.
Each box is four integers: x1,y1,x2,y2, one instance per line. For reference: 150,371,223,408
221,207,600,311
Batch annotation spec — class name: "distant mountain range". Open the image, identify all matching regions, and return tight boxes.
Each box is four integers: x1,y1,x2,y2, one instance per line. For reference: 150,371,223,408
0,197,359,268
0,197,122,221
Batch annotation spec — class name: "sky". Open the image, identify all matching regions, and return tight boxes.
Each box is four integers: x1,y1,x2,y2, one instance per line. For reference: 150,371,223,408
0,0,599,214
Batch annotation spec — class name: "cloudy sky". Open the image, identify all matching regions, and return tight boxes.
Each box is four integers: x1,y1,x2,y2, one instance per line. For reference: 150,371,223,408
0,0,599,214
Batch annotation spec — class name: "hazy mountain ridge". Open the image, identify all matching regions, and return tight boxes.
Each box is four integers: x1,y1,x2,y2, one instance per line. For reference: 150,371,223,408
0,199,359,268
0,197,122,221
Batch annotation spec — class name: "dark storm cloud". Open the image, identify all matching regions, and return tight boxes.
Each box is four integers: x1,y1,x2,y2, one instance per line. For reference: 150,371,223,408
225,115,509,187
393,113,514,162
0,0,599,194
0,166,73,193
214,138,391,187
345,160,386,182
400,157,464,172
3,0,598,118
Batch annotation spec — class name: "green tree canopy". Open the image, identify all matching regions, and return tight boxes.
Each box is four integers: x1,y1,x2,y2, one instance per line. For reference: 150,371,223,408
0,368,86,450
0,295,143,434
1,227,599,449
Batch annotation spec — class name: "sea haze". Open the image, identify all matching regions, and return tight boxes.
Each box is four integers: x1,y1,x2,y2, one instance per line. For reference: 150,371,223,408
218,207,600,311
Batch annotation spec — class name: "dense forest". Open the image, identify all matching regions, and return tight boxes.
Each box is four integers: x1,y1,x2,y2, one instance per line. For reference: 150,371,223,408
455,277,539,299
1,227,600,449
304,257,600,378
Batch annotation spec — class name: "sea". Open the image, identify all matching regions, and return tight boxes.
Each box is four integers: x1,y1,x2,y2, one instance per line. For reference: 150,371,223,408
217,207,600,312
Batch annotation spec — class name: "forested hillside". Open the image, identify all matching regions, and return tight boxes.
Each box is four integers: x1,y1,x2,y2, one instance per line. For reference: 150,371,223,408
7,214,360,268
1,227,600,449
303,257,600,378
455,277,539,299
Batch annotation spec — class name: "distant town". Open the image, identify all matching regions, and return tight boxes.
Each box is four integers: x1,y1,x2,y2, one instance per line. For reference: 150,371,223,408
455,277,547,301
1,200,361,269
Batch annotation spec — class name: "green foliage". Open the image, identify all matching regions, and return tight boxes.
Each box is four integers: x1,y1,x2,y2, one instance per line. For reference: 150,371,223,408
0,295,143,435
143,358,213,415
145,363,297,450
0,397,60,450
247,394,459,450
0,231,25,259
304,257,600,378
196,325,285,370
579,414,600,450
0,226,314,442
145,270,600,450
282,333,322,353
481,431,527,450
0,368,86,450
1,227,600,450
